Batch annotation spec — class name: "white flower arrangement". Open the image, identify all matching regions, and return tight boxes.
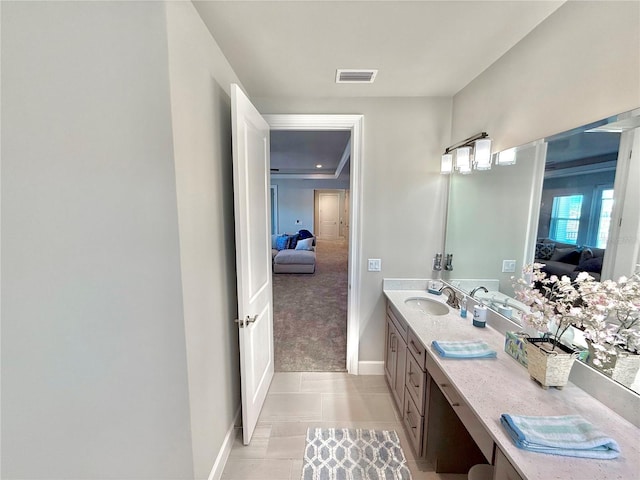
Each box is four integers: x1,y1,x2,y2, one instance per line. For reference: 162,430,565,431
578,272,640,368
513,264,640,367
513,263,587,351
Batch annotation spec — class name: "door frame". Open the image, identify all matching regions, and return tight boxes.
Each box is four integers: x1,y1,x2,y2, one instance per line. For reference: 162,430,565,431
264,114,363,374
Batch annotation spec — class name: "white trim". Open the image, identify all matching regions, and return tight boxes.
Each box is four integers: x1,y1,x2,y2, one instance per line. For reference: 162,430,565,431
603,128,635,280
265,114,363,375
358,361,384,375
270,173,338,180
335,139,351,178
524,140,548,264
207,407,241,480
270,184,278,234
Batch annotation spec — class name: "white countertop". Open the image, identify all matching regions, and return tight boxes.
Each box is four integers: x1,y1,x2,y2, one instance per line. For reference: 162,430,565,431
383,284,640,480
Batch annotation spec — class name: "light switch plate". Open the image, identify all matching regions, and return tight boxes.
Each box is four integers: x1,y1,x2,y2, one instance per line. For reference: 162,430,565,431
502,260,516,273
368,258,381,272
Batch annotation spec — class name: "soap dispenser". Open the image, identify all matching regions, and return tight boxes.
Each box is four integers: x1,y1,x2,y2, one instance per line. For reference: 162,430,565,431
460,295,468,318
473,303,488,328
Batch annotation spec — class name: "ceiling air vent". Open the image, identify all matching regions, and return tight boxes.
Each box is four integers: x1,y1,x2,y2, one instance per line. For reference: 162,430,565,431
336,69,378,84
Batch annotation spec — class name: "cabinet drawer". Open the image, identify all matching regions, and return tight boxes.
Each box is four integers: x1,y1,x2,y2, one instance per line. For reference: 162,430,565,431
494,448,524,480
387,302,408,341
403,388,424,455
407,329,426,368
405,350,427,415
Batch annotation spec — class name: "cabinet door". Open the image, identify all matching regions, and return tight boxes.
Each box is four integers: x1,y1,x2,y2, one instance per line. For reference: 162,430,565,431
405,350,427,415
384,315,406,412
384,316,397,388
403,388,424,455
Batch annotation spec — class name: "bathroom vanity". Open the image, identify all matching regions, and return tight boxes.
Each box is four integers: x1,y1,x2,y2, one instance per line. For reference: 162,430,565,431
383,279,640,480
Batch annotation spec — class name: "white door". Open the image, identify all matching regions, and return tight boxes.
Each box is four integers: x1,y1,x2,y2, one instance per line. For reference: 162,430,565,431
318,192,340,239
231,84,274,445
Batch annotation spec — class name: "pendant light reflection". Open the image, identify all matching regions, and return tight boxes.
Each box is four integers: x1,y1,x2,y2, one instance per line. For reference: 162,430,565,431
496,147,517,166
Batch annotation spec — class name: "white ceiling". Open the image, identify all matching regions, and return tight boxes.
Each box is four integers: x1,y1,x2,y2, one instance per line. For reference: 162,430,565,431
193,0,565,98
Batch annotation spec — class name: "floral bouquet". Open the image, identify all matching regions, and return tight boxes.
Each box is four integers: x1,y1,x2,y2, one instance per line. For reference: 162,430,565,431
578,272,640,368
514,263,640,367
512,263,587,351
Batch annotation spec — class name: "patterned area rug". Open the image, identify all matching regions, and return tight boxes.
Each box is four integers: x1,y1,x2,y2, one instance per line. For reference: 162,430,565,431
273,239,348,371
302,428,412,480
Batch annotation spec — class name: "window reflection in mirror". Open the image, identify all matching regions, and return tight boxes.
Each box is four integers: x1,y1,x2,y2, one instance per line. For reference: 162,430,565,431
443,109,640,394
534,119,620,283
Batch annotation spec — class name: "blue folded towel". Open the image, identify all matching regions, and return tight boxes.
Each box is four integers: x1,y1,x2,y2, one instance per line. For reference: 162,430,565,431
500,414,620,459
431,340,497,359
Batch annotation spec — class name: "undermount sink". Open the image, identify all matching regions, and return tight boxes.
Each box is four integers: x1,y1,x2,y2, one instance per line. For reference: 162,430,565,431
403,297,449,316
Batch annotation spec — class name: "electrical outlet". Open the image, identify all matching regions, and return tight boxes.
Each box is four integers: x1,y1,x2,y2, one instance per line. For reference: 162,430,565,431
502,260,516,273
368,258,381,272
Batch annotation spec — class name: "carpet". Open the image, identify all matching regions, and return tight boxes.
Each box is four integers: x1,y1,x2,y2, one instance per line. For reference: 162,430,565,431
273,239,348,371
302,428,412,480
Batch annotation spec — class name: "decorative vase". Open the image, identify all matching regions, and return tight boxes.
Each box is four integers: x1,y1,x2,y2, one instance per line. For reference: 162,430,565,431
586,342,640,388
524,338,579,390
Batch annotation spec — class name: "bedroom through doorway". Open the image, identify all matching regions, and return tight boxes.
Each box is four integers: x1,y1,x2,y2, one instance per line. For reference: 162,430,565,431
269,129,351,371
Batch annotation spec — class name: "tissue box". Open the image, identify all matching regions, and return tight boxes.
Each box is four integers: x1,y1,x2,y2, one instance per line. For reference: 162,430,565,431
504,331,529,368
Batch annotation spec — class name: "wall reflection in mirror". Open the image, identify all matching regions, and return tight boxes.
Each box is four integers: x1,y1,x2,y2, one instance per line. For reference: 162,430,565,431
443,109,640,394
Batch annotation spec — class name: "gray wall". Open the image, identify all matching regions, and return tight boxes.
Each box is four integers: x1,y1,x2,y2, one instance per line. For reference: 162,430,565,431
452,1,640,151
1,2,193,478
271,178,350,235
2,2,243,479
165,3,242,479
256,97,452,362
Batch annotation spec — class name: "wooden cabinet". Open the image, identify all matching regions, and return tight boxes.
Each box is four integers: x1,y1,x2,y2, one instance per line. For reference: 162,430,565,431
385,299,491,474
402,387,424,453
403,331,429,456
384,304,407,413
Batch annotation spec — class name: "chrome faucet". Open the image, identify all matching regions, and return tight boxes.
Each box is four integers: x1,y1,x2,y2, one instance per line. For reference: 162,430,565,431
439,286,460,309
469,286,489,299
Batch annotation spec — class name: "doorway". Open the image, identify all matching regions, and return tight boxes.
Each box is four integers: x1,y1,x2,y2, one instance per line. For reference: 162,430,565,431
315,190,346,241
265,114,363,374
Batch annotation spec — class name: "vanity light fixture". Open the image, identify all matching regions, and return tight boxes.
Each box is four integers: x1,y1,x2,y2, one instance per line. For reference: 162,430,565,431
456,146,472,173
474,138,492,170
440,153,453,174
440,132,492,175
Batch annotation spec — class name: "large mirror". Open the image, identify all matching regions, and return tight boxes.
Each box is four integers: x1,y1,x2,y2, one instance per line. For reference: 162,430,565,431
443,109,640,393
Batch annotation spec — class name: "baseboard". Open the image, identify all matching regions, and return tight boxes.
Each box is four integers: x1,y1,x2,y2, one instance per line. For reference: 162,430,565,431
207,407,241,480
358,360,384,375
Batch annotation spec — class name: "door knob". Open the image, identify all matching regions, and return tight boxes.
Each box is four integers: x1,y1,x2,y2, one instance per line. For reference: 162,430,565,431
234,315,258,328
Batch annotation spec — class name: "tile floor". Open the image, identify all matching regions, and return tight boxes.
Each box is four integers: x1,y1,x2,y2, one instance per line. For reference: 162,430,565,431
222,372,468,480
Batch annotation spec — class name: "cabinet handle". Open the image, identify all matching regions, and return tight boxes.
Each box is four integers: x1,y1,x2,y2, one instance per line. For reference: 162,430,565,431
406,408,417,430
440,383,460,407
409,340,422,356
390,332,396,353
407,370,420,389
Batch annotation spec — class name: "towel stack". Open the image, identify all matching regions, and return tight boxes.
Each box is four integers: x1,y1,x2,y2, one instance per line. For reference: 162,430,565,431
431,340,497,359
500,414,620,459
